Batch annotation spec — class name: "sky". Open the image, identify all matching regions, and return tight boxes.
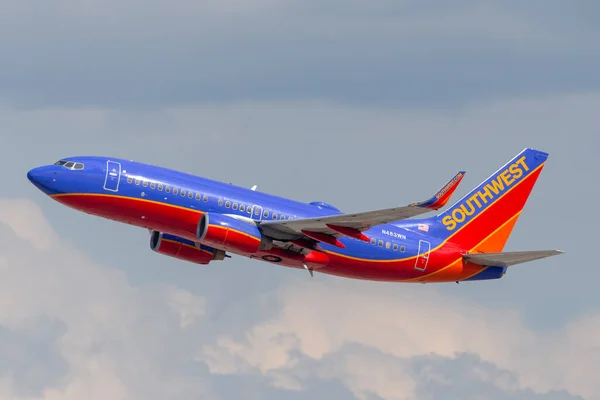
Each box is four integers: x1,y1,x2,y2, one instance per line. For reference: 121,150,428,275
1,1,599,399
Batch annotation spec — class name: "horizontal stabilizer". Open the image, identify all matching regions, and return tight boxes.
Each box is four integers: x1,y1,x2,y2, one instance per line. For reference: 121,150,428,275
463,250,564,267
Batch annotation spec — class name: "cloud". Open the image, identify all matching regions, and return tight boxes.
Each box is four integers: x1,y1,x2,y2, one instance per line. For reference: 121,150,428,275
0,199,213,399
0,1,598,108
5,90,599,399
199,279,591,399
0,199,58,250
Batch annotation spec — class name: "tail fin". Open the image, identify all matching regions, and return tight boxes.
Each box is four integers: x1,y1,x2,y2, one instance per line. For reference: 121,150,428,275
430,148,549,253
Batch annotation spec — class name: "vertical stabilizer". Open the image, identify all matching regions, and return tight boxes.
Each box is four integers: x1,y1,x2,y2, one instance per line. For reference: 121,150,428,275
429,148,548,253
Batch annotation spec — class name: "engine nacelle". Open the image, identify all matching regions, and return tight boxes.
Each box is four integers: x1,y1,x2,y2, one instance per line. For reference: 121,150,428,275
196,212,273,254
150,231,226,265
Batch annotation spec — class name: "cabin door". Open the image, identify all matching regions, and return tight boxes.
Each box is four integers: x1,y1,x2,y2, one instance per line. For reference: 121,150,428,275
414,240,431,271
103,160,122,192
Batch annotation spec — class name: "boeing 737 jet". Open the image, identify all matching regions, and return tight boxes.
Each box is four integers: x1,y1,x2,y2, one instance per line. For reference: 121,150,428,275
27,148,562,283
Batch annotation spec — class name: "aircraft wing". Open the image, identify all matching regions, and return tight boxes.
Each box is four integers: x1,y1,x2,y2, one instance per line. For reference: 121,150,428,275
463,250,564,267
259,171,465,245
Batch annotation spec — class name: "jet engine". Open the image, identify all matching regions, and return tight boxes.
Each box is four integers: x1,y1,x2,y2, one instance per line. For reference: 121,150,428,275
196,212,273,254
150,231,226,265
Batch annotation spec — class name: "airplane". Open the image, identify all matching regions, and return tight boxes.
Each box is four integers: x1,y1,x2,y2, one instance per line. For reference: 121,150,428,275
26,148,563,283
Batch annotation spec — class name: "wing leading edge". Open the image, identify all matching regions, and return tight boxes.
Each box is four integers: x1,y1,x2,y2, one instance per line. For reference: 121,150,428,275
259,170,465,244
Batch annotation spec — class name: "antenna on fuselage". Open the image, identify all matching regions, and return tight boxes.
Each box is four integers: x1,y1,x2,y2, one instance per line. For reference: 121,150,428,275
251,185,258,191
303,263,314,277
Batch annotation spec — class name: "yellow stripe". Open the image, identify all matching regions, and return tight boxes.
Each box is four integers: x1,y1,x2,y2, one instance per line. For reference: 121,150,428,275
401,210,523,282
51,192,205,215
51,164,543,279
54,192,260,246
455,212,523,281
322,162,545,264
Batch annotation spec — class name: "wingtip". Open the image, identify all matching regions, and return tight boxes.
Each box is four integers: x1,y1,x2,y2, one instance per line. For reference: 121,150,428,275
416,170,466,210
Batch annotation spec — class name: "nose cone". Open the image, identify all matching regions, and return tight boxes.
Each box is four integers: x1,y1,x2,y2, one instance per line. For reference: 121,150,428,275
27,166,60,195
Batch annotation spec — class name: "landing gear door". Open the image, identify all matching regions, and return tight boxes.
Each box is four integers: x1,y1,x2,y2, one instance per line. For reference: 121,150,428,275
104,161,122,192
414,240,431,272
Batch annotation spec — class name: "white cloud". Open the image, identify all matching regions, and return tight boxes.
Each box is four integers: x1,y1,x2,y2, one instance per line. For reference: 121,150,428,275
4,91,599,399
166,285,206,328
0,199,58,251
199,279,594,399
0,199,212,399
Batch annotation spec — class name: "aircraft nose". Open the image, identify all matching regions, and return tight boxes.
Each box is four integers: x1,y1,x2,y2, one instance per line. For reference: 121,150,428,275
27,166,59,195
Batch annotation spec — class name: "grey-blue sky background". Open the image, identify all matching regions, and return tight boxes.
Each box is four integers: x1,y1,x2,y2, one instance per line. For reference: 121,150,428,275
0,1,598,399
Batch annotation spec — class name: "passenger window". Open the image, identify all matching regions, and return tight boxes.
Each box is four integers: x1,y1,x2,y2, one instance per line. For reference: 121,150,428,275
143,181,148,187
254,208,260,216
400,245,406,252
385,242,391,249
158,184,163,191
280,215,286,220
135,179,141,185
218,199,223,206
195,193,201,200
393,244,398,251
173,188,178,195
232,203,238,210
378,240,383,247
225,201,231,208
150,182,156,189
203,195,208,202
248,207,252,214
180,189,186,196
165,186,171,193
240,205,245,212
127,177,133,184
370,238,376,245
272,213,278,219
263,210,269,218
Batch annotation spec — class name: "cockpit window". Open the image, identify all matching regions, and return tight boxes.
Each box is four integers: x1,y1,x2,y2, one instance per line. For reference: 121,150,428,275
54,160,84,170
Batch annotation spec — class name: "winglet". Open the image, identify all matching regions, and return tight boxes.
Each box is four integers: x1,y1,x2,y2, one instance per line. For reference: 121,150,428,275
414,171,466,210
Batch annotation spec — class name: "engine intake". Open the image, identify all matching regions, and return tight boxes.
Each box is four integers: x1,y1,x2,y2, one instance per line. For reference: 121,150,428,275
150,231,226,265
196,212,272,254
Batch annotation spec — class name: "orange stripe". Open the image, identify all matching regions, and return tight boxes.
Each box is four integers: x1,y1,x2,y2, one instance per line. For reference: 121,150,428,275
51,165,543,283
404,211,523,282
321,161,545,264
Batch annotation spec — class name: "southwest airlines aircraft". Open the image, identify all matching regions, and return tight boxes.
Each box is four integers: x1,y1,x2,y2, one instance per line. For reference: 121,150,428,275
27,148,562,283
